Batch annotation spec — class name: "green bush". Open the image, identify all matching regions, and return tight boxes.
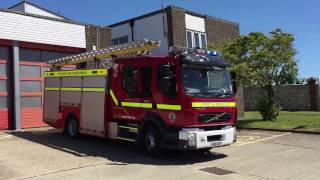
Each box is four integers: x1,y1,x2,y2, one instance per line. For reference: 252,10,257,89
257,97,281,121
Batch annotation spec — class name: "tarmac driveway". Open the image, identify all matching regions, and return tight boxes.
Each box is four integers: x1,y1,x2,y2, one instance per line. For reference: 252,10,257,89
0,128,319,180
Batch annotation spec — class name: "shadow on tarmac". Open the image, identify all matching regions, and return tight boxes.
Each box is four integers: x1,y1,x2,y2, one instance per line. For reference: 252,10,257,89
7,128,227,166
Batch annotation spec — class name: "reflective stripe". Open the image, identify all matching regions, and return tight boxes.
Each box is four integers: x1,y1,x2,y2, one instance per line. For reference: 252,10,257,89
45,87,60,91
109,89,119,106
121,102,153,109
140,103,153,109
192,102,236,108
157,104,181,111
116,137,135,142
119,126,138,133
45,69,108,77
60,87,82,92
121,102,141,108
45,87,105,92
82,88,105,92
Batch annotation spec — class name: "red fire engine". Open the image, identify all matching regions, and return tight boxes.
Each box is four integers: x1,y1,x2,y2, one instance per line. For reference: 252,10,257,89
43,40,237,155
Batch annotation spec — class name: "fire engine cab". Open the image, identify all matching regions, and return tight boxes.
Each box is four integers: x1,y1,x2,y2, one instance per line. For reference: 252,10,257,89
43,40,237,155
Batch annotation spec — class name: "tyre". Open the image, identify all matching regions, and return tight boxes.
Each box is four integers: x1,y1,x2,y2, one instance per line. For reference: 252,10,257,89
197,148,212,154
66,115,79,139
142,125,162,156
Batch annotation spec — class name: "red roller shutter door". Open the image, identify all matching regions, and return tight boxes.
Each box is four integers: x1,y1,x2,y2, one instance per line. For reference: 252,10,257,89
20,61,48,128
0,47,9,130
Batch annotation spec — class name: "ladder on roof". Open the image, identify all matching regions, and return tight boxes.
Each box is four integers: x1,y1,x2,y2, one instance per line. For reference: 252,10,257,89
47,39,160,68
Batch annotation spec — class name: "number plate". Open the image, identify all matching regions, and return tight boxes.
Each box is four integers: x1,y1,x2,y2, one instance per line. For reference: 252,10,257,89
210,142,222,147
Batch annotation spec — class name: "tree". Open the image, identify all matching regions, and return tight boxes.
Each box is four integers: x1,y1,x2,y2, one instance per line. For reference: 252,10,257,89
211,29,298,120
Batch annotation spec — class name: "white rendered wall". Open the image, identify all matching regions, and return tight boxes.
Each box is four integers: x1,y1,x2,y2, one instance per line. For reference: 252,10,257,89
111,13,169,55
185,13,206,32
134,13,168,55
0,11,86,48
111,23,132,43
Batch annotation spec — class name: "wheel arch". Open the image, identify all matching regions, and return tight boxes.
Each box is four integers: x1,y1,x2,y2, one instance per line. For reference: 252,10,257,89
139,112,166,137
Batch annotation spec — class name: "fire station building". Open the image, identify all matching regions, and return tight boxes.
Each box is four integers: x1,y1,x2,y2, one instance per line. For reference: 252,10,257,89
109,6,244,117
0,1,111,130
109,6,240,55
0,1,242,130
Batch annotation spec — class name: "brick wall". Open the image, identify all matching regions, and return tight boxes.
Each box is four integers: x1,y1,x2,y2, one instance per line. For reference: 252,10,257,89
244,84,320,111
166,6,186,47
205,17,240,46
85,25,111,51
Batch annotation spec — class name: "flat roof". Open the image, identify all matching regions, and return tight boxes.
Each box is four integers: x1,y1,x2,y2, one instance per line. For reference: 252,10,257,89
108,5,239,27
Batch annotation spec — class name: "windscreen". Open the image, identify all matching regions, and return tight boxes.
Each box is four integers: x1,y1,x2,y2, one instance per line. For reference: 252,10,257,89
182,65,233,98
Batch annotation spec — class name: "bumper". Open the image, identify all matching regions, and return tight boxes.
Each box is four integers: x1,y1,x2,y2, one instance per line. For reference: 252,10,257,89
178,126,236,149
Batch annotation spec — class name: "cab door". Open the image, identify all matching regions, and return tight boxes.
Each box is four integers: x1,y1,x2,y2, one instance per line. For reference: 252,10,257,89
114,64,142,122
139,66,153,109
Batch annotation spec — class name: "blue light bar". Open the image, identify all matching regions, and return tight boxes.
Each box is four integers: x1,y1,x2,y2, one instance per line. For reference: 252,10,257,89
195,49,219,56
206,50,219,56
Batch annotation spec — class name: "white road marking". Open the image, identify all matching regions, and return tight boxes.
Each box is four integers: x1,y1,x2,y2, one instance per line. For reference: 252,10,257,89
238,131,285,136
0,134,13,140
233,133,290,147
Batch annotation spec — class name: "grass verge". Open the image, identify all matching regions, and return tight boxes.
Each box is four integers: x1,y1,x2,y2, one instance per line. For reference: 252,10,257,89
237,111,320,132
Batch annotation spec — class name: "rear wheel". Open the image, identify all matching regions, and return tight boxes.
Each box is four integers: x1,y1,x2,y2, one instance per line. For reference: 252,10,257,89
66,115,79,139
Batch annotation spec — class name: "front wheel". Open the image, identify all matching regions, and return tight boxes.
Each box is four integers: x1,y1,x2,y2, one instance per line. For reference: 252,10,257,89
142,126,162,156
66,115,79,139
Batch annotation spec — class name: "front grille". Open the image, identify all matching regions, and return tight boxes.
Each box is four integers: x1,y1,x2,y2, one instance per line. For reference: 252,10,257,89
198,112,232,124
207,135,223,142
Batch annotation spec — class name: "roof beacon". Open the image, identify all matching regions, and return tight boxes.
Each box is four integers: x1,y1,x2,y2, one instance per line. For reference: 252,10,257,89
195,49,219,56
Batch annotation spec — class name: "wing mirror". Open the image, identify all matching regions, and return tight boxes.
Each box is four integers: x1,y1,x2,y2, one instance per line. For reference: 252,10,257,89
230,71,237,94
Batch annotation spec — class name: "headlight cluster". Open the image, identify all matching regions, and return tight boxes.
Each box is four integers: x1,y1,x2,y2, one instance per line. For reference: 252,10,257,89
187,132,196,147
233,127,237,142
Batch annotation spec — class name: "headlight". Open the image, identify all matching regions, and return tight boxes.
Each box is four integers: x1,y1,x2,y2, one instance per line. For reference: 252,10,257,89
222,125,233,130
233,127,237,142
187,132,196,147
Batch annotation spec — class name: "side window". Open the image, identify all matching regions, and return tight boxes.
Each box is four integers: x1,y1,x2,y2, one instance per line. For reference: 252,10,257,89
141,67,152,98
157,64,177,98
122,66,138,97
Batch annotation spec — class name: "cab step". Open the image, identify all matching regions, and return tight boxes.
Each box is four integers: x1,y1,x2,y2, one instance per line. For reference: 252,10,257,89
116,124,138,142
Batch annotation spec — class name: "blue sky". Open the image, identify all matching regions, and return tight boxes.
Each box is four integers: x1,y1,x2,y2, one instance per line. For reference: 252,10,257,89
1,0,319,78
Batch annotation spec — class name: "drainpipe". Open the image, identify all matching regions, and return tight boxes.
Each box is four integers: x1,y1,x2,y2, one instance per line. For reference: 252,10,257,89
12,41,20,130
129,20,135,42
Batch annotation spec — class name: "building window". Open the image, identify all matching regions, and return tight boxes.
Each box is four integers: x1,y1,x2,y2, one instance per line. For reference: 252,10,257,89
19,48,75,62
0,96,7,108
20,65,41,77
0,64,6,76
0,47,9,60
20,49,41,62
20,97,42,108
20,81,41,92
0,80,7,92
201,34,207,48
112,35,129,45
186,30,207,49
122,66,138,97
187,31,193,48
41,51,61,62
